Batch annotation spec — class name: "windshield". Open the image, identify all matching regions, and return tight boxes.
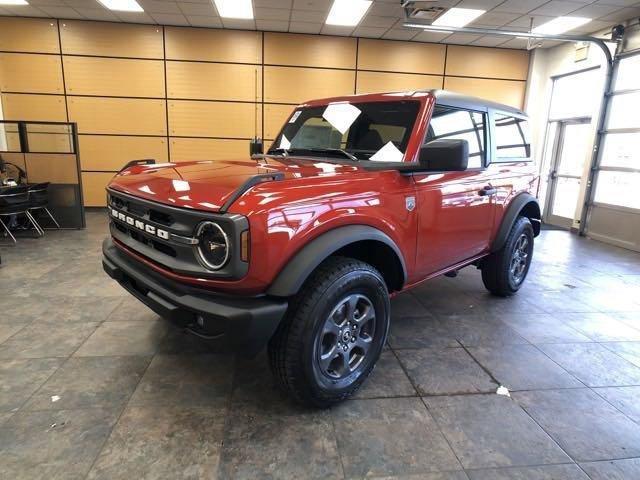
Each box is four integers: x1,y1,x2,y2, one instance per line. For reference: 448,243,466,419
269,101,421,162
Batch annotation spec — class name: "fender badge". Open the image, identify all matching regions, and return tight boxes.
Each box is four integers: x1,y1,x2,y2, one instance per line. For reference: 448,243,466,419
406,196,416,212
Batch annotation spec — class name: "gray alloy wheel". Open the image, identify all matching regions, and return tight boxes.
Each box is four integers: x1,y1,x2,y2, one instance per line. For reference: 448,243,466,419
315,293,376,379
510,233,530,285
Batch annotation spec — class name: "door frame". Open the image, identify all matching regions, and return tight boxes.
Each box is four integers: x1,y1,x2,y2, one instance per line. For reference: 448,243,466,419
543,117,591,228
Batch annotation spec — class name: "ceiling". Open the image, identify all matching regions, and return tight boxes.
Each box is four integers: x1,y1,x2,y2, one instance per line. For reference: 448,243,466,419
1,0,639,49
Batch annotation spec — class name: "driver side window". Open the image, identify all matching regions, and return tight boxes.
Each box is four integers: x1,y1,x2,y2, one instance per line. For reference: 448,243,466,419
425,106,486,169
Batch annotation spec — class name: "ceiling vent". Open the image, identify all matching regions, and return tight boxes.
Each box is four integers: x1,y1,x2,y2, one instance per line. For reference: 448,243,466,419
402,1,446,22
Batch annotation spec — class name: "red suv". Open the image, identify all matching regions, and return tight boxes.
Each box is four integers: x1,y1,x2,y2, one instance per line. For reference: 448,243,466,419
103,89,540,407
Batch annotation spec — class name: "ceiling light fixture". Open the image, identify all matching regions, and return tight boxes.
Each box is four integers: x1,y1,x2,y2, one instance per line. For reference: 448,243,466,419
532,17,592,35
96,0,143,12
0,0,29,4
432,8,486,28
326,0,372,27
213,0,253,19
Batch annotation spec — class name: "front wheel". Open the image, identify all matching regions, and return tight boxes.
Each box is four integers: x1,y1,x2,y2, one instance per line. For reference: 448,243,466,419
481,216,534,296
268,256,390,408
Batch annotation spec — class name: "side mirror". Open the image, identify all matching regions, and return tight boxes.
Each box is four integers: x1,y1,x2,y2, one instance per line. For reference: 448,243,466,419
419,139,469,171
250,137,264,156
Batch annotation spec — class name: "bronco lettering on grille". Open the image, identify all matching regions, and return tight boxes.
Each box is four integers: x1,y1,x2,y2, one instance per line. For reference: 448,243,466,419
110,208,170,240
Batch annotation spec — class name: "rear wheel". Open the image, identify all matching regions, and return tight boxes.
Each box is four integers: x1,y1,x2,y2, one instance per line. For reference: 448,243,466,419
481,216,534,296
268,256,389,407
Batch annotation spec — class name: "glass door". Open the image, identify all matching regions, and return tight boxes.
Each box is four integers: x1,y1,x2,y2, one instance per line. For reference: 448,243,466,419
544,119,592,228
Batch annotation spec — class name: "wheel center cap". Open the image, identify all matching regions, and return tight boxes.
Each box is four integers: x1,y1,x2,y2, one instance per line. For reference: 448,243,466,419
342,331,352,343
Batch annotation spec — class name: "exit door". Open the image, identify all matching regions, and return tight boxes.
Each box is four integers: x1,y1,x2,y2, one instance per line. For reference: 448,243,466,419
543,119,592,228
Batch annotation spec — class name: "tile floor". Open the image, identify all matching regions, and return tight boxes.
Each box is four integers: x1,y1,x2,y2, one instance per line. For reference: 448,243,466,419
1,211,640,479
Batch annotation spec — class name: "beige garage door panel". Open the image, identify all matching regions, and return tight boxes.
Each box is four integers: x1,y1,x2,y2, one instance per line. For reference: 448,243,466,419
264,33,356,69
0,53,63,94
165,27,261,63
82,171,115,207
446,46,529,80
0,17,60,54
64,57,165,98
1,94,67,122
170,138,247,162
444,77,526,109
167,62,262,102
79,135,168,171
264,66,355,104
358,39,446,75
68,97,167,135
25,154,79,184
357,71,443,94
60,20,163,59
264,103,293,140
169,101,261,138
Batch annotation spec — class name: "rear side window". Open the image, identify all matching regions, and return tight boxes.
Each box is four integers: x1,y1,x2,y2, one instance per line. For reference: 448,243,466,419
425,105,486,169
494,114,531,161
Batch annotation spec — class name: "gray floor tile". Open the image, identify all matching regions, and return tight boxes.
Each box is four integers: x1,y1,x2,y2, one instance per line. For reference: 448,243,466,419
129,353,233,407
23,356,150,411
468,344,583,391
593,386,640,423
371,472,469,480
397,347,496,395
388,315,460,349
0,322,99,359
424,394,570,469
538,343,640,387
219,406,342,480
74,320,169,357
29,296,120,324
580,457,640,480
514,389,640,462
0,408,119,480
87,405,224,480
391,292,431,319
353,351,416,399
105,296,160,322
533,290,600,314
466,464,589,480
444,315,530,347
601,341,640,368
562,313,640,342
498,313,591,344
157,324,221,354
332,397,461,478
0,358,63,412
0,323,25,344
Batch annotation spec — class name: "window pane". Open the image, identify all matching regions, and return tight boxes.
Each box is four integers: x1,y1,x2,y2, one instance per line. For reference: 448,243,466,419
551,176,580,219
607,91,640,130
595,170,640,210
614,54,640,91
600,132,640,169
495,114,530,160
557,123,591,176
427,107,485,169
549,68,602,119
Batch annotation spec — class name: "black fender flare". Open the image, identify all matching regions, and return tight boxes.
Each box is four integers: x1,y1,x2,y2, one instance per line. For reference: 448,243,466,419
492,193,541,253
266,225,407,298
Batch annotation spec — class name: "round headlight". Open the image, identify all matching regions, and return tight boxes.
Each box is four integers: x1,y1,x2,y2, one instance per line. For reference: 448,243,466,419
195,221,229,270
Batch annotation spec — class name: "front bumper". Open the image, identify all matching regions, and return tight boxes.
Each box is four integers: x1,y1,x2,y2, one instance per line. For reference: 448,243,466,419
102,237,287,356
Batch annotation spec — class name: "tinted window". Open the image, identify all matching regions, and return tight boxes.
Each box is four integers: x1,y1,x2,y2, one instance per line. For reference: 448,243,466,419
425,106,486,169
494,114,531,160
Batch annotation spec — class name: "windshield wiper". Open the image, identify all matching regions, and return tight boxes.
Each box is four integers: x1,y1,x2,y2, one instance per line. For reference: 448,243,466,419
299,148,359,162
267,147,289,157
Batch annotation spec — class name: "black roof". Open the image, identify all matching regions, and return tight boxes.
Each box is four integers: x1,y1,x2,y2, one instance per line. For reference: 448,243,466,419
427,89,526,116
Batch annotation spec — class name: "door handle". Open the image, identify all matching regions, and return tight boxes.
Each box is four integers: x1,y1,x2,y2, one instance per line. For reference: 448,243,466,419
478,186,497,197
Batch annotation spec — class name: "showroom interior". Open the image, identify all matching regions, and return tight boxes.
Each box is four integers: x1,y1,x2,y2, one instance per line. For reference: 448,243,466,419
1,0,640,478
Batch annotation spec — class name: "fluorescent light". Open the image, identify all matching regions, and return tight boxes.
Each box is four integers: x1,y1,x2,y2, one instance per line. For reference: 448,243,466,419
326,0,372,27
432,8,486,28
97,0,143,12
532,17,591,35
213,0,253,19
0,0,29,4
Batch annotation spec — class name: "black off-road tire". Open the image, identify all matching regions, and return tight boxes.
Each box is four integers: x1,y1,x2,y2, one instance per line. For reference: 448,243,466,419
481,216,534,297
268,256,390,408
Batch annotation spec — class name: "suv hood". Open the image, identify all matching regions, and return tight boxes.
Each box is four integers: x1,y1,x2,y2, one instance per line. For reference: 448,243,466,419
108,157,361,212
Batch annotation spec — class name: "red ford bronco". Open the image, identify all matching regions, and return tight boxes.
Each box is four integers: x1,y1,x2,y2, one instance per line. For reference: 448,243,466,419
103,89,540,407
